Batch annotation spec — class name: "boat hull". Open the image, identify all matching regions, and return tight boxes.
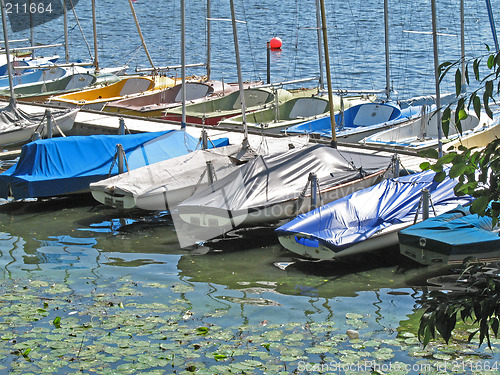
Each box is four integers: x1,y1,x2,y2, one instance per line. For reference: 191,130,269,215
0,108,79,147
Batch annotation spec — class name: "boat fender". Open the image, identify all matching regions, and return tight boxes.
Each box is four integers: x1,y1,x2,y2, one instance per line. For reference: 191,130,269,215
295,236,319,248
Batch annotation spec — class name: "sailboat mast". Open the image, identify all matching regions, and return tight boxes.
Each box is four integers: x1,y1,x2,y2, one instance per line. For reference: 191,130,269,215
181,0,186,129
315,0,324,90
485,0,499,52
128,0,156,70
230,0,248,142
0,0,16,107
460,0,465,85
206,0,211,80
63,0,69,63
92,0,99,73
384,0,390,100
319,0,337,148
431,0,442,158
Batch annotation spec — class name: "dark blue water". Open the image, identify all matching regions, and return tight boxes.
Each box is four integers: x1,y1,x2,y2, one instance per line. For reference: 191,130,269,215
8,0,499,98
2,1,500,373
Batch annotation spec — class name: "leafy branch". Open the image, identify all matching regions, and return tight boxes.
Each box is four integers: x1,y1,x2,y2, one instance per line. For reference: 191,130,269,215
419,48,500,224
418,258,500,349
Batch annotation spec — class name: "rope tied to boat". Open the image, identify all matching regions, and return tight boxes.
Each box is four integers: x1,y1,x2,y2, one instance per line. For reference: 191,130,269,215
108,144,130,176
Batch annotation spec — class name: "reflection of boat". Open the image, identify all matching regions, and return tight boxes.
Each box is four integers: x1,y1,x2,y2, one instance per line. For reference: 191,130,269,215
0,130,229,200
399,205,500,265
103,81,239,118
360,108,497,151
176,144,393,241
275,170,473,260
48,75,178,110
284,101,424,142
0,104,79,146
161,87,292,125
90,145,246,210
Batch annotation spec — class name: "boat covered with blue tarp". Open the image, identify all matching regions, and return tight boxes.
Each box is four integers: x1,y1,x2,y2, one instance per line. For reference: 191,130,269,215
275,169,474,260
399,205,500,265
0,130,229,199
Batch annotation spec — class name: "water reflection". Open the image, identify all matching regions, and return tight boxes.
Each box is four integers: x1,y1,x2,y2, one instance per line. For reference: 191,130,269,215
0,196,451,331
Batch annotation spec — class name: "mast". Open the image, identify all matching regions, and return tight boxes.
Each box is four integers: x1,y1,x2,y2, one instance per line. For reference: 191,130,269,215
384,0,390,99
315,0,324,90
319,0,336,148
63,0,69,63
181,0,186,129
230,0,248,145
485,0,499,52
431,0,442,158
128,0,156,70
0,0,16,108
92,0,99,73
460,0,465,85
206,0,211,80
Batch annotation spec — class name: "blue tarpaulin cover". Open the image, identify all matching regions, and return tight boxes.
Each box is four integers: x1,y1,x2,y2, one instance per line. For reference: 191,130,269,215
275,169,474,253
0,130,229,199
398,205,499,257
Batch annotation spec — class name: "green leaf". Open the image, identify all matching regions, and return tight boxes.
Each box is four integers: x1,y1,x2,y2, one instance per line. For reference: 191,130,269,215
472,94,481,119
53,316,61,329
433,171,447,184
487,54,495,69
471,196,490,215
419,161,431,170
22,348,31,358
417,148,439,159
442,107,451,137
196,326,209,335
455,69,462,96
473,59,480,81
449,163,467,179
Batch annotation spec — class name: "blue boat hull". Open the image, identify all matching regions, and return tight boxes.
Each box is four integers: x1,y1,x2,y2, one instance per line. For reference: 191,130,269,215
399,205,500,265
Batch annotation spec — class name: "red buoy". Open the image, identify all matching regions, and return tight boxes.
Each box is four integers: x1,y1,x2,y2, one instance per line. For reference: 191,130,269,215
269,37,282,50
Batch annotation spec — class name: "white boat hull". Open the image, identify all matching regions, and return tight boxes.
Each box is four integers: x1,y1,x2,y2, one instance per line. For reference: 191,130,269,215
0,108,79,147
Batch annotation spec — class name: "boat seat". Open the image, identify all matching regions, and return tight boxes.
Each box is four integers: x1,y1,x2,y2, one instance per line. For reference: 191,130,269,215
64,74,95,90
232,90,270,109
174,83,213,102
119,78,153,96
289,98,328,119
352,104,395,126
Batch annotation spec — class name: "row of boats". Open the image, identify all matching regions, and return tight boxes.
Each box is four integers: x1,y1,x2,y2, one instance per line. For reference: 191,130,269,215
2,67,499,153
1,53,499,268
0,123,498,267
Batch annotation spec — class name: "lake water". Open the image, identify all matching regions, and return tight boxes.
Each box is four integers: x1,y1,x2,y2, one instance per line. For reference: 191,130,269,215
1,0,500,373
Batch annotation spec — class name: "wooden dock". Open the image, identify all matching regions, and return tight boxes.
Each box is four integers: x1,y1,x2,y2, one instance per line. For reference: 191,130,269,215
1,102,432,173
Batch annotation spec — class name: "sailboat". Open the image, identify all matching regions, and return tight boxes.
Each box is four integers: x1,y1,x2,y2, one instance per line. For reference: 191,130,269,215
0,0,79,147
103,80,240,118
275,169,474,260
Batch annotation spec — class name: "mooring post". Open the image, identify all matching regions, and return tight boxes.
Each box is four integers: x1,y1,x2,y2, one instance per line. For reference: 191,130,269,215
201,129,208,149
310,173,318,210
206,160,214,185
117,144,125,173
45,109,52,139
119,118,125,135
392,153,400,178
422,188,430,220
